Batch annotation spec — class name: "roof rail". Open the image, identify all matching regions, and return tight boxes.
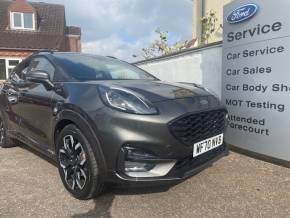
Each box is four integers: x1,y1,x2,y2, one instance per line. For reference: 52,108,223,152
33,49,55,54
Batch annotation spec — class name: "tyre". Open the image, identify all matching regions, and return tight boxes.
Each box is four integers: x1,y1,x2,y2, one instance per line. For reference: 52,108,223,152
56,124,105,200
0,115,18,148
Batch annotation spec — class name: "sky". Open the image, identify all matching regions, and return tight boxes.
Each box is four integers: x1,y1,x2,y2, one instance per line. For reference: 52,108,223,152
31,0,193,61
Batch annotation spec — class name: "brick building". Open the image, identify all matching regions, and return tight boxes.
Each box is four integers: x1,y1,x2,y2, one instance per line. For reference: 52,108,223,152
0,0,81,80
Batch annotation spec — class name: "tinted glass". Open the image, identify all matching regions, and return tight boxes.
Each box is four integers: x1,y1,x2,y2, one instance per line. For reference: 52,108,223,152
29,57,55,81
13,13,22,27
0,59,6,80
23,13,33,28
54,54,157,82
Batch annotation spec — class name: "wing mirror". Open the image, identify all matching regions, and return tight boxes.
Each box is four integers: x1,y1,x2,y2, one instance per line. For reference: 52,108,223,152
26,70,54,90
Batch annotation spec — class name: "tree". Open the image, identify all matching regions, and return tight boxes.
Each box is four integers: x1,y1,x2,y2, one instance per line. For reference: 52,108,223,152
139,28,196,59
137,10,220,59
200,10,222,45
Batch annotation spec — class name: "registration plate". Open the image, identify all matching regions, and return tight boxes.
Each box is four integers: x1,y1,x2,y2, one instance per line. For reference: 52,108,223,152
193,134,223,157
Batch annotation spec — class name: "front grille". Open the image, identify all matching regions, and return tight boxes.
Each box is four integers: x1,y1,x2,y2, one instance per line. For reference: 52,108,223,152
169,109,227,146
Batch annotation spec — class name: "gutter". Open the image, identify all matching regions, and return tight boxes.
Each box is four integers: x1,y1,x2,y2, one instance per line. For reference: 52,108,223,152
0,48,58,52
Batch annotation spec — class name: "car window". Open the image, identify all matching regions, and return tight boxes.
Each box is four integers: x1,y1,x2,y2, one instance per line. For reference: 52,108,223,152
108,64,144,80
28,57,55,81
54,54,157,82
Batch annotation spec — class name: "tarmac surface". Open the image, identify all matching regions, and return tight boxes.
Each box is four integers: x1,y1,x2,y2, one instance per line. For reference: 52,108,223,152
1,145,290,218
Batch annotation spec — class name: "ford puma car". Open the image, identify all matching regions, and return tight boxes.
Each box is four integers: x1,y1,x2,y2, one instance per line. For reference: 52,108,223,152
0,52,228,199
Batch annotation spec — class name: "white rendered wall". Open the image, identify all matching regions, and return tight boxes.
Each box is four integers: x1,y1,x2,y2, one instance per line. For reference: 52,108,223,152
135,43,223,98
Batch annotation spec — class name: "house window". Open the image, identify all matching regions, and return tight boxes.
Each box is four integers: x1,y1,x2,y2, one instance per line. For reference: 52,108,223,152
10,12,35,30
0,58,22,80
0,59,6,80
7,59,20,75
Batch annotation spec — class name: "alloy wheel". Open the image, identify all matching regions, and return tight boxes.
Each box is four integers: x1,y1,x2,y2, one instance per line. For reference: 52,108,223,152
59,135,88,191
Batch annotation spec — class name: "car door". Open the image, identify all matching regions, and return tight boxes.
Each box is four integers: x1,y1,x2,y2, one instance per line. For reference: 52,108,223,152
0,60,31,136
17,56,55,151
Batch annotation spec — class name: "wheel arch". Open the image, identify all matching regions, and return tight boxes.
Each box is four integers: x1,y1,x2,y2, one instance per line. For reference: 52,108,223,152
53,110,107,173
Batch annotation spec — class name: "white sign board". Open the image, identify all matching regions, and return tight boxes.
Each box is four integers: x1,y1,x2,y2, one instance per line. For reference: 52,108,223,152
222,0,290,161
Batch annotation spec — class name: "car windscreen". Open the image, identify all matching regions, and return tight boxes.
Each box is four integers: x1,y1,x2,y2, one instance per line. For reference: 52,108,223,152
54,54,157,82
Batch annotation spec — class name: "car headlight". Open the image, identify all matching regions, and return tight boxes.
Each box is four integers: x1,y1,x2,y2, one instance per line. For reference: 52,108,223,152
98,85,158,115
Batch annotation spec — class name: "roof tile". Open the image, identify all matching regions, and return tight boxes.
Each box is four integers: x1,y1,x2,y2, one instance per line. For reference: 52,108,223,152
0,0,70,50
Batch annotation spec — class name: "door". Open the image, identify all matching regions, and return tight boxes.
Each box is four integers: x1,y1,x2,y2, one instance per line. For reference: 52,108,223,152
1,59,30,134
17,56,56,150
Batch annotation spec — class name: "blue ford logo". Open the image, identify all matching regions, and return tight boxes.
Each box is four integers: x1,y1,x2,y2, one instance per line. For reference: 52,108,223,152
227,3,259,24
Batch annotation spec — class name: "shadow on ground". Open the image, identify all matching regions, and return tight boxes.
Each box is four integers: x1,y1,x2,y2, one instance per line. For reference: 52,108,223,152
70,185,172,218
71,193,115,218
18,143,57,166
17,144,173,218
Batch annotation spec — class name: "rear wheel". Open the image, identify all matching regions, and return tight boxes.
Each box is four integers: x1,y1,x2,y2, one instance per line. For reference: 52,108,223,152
56,124,105,200
0,116,18,148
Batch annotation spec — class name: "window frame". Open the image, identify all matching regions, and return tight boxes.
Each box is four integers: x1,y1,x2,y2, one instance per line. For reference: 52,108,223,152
0,58,22,80
10,12,35,30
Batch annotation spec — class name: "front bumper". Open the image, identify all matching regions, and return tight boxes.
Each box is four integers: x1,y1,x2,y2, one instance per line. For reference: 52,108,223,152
106,144,228,186
93,98,228,186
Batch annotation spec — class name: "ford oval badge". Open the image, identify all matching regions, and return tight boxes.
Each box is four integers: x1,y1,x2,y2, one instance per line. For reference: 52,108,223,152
227,3,259,24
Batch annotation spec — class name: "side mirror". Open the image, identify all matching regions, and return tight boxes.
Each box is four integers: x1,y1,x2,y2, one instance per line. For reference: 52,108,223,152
26,70,54,90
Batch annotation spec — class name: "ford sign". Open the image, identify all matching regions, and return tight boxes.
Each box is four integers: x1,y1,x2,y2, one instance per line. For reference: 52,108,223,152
227,3,259,24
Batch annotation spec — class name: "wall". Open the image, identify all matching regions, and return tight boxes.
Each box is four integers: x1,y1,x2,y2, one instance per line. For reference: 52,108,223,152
135,42,223,97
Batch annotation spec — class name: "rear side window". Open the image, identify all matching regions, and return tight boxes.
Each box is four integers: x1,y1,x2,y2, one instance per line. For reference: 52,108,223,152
28,57,55,81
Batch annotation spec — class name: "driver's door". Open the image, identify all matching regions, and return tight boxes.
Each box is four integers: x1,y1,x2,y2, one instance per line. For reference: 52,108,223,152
17,56,55,151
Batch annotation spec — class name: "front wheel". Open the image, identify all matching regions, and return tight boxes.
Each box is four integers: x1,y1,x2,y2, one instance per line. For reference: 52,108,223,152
56,124,105,200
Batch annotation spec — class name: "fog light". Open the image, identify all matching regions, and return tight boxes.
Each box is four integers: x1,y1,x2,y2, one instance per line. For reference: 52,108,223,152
121,146,176,178
124,161,155,172
124,161,176,178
